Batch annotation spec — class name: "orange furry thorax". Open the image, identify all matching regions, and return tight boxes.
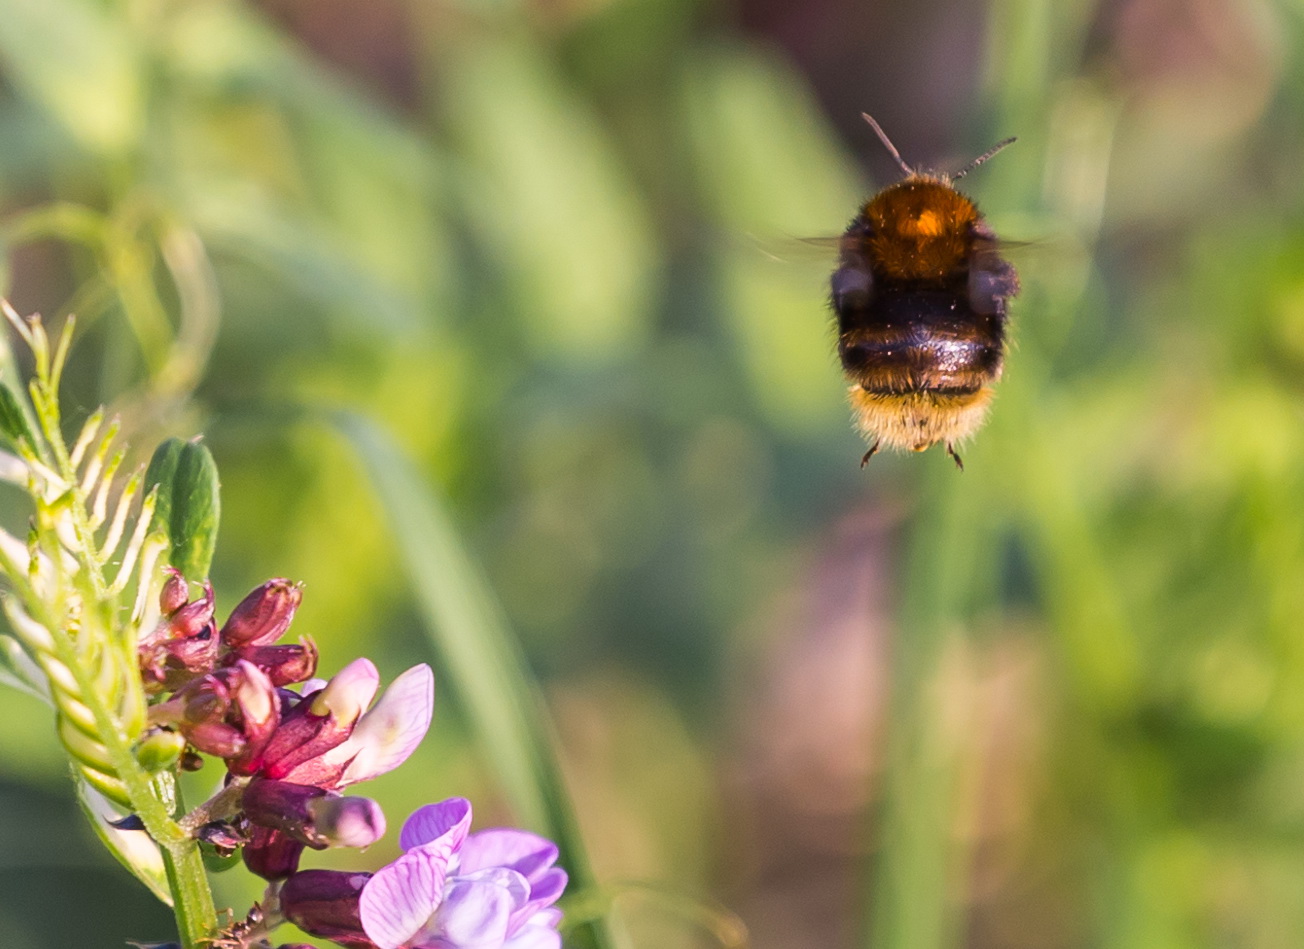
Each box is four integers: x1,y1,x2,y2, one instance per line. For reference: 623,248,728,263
862,175,979,282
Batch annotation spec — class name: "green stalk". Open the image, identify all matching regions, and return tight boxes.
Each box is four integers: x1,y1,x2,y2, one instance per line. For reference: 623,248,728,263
161,837,219,948
865,463,990,949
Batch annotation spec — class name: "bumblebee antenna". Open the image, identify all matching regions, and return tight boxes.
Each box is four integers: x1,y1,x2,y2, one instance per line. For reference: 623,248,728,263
861,113,914,177
952,136,1017,180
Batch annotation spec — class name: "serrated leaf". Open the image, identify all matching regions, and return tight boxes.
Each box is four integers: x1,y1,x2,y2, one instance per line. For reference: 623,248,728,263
144,438,221,579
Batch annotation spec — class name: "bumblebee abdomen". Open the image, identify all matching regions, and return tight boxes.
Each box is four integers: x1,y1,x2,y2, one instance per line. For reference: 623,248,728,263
836,289,1004,394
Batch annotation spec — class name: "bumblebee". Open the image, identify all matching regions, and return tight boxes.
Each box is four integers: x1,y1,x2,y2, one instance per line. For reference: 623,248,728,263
832,114,1019,470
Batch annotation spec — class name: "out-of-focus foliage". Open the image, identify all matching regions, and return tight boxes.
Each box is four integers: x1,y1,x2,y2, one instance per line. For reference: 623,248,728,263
0,0,1302,946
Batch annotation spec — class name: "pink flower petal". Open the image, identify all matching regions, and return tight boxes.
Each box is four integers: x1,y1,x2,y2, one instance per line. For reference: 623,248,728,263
360,849,449,949
400,798,474,854
311,657,380,725
339,664,435,786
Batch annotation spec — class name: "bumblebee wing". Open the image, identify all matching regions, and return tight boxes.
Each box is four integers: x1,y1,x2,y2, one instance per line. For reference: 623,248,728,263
743,233,843,263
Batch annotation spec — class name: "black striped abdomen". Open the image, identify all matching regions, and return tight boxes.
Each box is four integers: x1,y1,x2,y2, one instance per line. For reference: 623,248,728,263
835,287,1004,394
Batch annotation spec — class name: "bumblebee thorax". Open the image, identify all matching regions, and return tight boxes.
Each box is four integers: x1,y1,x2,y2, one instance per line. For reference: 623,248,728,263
861,176,980,281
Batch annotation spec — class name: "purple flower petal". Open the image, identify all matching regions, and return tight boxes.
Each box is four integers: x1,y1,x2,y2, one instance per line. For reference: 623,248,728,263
415,869,527,949
503,924,562,949
506,868,567,933
458,830,558,883
338,664,435,786
360,848,449,949
400,798,473,854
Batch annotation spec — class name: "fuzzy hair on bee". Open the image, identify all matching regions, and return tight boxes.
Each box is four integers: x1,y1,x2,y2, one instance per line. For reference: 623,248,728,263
831,113,1019,470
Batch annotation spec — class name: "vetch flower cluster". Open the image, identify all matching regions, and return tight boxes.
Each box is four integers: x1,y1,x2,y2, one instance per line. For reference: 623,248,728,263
0,303,570,949
140,573,435,880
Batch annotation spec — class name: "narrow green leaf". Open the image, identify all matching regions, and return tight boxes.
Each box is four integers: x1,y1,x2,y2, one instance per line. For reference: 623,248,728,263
76,780,172,906
0,635,50,704
144,438,221,579
331,411,618,949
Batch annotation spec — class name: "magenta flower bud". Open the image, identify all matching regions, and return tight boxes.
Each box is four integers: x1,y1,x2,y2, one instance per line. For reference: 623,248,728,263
243,778,385,850
185,721,247,758
220,579,303,648
281,870,374,947
139,626,220,691
244,825,306,881
160,569,190,615
243,779,328,844
237,640,319,687
169,580,217,639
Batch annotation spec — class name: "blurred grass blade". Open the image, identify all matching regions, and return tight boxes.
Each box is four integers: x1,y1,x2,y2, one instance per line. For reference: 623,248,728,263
0,0,143,155
331,411,617,949
144,438,221,579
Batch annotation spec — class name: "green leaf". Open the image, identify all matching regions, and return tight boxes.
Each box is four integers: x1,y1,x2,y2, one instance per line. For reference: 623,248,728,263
144,438,221,580
0,635,51,704
76,780,171,906
0,383,37,452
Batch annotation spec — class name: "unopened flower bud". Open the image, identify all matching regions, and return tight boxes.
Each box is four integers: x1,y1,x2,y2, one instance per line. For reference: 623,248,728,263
238,640,318,687
242,778,384,850
243,826,306,881
280,870,372,947
139,626,220,691
159,570,189,615
170,581,216,639
221,579,303,648
185,721,247,758
307,795,386,849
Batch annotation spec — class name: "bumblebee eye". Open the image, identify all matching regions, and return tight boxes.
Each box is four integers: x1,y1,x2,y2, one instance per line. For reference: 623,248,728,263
832,266,873,308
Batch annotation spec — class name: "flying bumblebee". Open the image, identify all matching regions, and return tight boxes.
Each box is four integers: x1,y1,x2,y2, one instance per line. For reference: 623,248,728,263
832,114,1019,470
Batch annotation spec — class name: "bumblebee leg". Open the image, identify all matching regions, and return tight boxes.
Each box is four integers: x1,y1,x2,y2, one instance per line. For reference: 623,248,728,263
945,442,964,472
860,440,881,468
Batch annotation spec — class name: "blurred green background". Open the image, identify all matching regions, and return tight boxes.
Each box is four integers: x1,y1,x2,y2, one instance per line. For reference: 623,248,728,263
0,0,1302,946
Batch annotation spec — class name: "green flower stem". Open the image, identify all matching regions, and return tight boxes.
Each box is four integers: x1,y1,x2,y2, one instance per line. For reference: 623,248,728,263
160,821,220,949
